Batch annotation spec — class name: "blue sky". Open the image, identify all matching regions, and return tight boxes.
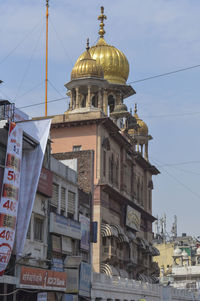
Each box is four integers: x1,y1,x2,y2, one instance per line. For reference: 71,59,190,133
1,0,200,237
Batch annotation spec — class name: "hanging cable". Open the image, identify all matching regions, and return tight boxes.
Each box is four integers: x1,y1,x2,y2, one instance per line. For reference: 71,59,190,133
48,79,65,98
128,64,200,84
16,81,45,99
150,157,200,200
49,17,74,66
18,96,68,110
0,22,42,65
14,24,44,101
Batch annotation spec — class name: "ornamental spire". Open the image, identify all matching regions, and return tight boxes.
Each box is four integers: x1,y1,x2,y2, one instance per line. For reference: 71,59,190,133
86,38,90,51
134,103,137,114
98,6,107,38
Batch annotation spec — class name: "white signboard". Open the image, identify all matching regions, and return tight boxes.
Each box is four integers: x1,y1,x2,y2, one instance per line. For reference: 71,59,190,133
0,122,23,275
37,292,47,301
126,205,141,231
50,212,81,240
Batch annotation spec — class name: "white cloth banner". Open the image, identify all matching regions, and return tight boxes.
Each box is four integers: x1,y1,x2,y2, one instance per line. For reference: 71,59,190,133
15,119,51,257
0,122,23,275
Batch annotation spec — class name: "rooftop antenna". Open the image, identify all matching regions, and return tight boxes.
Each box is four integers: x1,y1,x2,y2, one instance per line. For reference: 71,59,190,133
171,215,177,239
45,0,49,116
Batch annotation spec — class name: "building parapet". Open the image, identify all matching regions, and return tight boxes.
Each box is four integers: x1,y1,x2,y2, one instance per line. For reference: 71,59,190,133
91,272,198,301
50,156,77,184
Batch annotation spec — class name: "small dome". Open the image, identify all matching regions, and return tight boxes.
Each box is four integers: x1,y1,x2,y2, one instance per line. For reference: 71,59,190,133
74,7,129,85
113,103,128,113
197,247,200,255
71,40,104,80
174,247,182,256
131,104,148,136
182,250,188,259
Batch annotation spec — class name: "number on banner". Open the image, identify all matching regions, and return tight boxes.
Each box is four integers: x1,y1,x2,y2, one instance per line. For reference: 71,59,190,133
0,230,13,241
3,200,16,212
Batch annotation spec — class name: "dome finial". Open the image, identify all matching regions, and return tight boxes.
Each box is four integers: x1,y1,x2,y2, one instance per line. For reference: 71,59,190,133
86,38,90,51
98,6,107,38
134,103,137,114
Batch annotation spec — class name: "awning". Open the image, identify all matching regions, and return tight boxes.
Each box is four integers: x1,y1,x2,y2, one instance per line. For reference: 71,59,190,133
141,238,149,247
100,263,119,276
101,223,118,238
137,237,146,249
149,245,160,256
127,230,136,242
112,225,129,243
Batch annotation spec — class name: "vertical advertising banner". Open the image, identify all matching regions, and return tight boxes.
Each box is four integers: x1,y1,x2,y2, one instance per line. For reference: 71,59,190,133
0,122,22,275
79,262,91,297
79,214,90,251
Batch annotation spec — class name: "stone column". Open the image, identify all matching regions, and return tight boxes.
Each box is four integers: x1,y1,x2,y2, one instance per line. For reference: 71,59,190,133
87,85,91,107
75,87,79,109
144,143,148,161
69,91,73,110
103,90,108,115
116,92,122,105
98,88,103,109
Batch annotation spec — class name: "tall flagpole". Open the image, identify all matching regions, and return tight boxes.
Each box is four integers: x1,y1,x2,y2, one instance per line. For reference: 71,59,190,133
45,0,49,116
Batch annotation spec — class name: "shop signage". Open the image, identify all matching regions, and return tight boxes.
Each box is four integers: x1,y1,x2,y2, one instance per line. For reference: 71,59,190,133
0,122,23,275
51,258,63,272
126,205,141,231
50,212,81,240
79,262,91,297
37,292,47,301
79,214,90,251
66,269,79,293
37,168,53,197
20,266,67,291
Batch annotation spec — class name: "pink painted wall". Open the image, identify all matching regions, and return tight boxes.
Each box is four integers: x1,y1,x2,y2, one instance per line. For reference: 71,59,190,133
51,124,98,183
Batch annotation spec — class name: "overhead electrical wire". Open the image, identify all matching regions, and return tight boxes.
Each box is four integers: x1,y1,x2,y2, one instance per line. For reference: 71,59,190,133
13,62,200,113
150,157,200,200
128,64,200,84
164,165,200,176
14,24,44,101
0,22,42,66
18,96,68,110
48,79,65,98
157,160,200,167
16,81,45,99
49,18,74,66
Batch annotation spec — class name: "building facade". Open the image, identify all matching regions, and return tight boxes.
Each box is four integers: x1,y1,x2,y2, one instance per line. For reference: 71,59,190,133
51,7,160,282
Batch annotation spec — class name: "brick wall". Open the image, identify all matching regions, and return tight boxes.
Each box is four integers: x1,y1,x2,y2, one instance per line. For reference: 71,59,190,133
53,150,94,194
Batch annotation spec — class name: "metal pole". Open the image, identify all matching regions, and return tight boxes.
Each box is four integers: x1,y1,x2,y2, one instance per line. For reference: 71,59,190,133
45,0,49,116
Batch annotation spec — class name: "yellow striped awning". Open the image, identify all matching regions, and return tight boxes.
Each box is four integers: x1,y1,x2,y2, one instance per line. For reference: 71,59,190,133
101,223,118,238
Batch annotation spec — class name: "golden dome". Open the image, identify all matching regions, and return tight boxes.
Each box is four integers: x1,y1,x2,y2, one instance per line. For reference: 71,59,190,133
74,7,129,85
71,39,104,80
129,104,148,136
